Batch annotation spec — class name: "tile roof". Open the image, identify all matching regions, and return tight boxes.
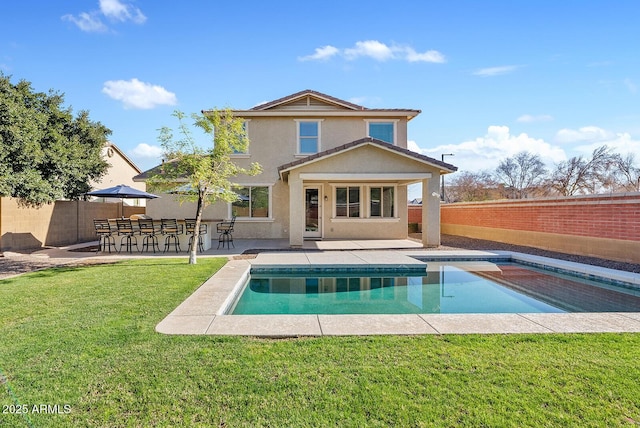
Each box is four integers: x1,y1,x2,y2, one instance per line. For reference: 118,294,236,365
250,89,367,111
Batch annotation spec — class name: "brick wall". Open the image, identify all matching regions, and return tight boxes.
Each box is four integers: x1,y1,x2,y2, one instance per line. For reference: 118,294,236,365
441,193,640,242
435,193,640,264
408,204,422,224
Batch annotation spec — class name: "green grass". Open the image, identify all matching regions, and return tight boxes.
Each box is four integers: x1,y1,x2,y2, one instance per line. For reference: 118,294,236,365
1,259,639,427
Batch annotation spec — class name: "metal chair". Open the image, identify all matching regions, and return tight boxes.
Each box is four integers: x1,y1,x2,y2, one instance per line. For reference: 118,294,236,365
93,219,115,253
185,218,208,253
216,216,236,249
138,219,160,253
116,219,139,253
161,219,183,253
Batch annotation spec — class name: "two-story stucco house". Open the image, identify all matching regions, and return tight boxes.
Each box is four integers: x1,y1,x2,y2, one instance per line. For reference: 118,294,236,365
137,90,456,247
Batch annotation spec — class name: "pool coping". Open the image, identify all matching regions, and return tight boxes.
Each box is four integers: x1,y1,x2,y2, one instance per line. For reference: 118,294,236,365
155,250,640,336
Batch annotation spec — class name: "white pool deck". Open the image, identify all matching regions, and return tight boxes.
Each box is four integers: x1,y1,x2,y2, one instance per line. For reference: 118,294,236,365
149,244,640,337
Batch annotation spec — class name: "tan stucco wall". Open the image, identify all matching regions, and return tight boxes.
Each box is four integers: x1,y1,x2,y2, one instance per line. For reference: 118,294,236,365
230,116,410,182
92,146,144,190
145,144,440,242
90,145,146,206
285,144,440,244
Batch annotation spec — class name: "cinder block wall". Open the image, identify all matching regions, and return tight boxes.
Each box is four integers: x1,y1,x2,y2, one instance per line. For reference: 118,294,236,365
439,193,640,264
0,198,144,251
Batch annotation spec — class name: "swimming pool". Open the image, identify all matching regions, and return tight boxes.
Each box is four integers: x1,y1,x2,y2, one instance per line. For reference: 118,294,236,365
231,261,640,315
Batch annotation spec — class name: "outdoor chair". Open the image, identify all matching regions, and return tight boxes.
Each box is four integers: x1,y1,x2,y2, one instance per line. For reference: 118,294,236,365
93,219,116,253
138,219,160,253
161,219,183,253
185,218,208,253
116,219,139,253
216,216,236,249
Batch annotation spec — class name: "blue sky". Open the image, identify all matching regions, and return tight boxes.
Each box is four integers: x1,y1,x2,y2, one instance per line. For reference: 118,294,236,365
2,0,639,187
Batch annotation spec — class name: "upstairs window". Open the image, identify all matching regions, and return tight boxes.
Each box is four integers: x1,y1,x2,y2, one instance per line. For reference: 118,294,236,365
367,121,395,144
297,120,320,154
232,121,250,155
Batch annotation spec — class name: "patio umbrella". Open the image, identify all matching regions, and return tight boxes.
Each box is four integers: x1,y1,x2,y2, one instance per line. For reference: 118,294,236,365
86,184,159,217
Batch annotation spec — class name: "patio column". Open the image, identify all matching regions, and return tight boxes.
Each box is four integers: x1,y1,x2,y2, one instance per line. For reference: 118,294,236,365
422,176,441,247
289,172,304,247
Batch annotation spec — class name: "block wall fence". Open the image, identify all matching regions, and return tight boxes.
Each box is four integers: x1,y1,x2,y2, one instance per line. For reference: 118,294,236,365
0,198,144,251
437,193,640,264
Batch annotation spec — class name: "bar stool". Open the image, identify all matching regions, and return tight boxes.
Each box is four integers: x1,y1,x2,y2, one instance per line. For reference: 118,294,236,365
185,218,208,253
93,219,115,253
116,219,139,253
161,219,183,253
138,219,160,253
216,216,236,249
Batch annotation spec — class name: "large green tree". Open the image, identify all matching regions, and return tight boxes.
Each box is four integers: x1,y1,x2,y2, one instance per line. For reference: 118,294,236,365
151,109,261,264
0,74,110,206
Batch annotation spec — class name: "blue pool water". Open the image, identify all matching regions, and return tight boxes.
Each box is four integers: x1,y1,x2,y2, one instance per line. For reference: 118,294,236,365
231,262,640,315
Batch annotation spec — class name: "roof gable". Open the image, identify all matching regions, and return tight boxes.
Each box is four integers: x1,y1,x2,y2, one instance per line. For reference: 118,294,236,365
278,137,457,180
251,90,365,112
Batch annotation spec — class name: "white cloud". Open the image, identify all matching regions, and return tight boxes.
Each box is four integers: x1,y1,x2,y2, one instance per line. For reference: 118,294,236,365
517,114,553,123
299,40,446,64
131,143,163,160
561,130,640,158
99,0,146,23
102,78,177,109
63,0,146,32
298,45,340,62
62,12,108,33
555,126,615,144
411,126,566,173
588,132,640,156
405,48,446,63
344,40,395,61
473,65,520,77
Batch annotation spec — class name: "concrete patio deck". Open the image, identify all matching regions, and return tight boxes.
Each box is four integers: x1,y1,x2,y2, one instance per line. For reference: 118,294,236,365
20,239,640,336
154,248,640,337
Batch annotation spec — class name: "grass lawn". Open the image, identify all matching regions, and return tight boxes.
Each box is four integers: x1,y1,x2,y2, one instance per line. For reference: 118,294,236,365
1,258,639,427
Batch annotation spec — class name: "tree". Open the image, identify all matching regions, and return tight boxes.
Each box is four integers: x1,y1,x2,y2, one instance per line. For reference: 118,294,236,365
447,170,501,202
548,145,616,196
495,151,547,199
611,152,640,192
151,109,261,264
0,74,110,206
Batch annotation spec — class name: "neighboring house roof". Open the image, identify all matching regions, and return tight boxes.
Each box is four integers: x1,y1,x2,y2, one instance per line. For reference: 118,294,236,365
133,158,180,182
278,137,457,181
203,89,421,120
105,141,142,174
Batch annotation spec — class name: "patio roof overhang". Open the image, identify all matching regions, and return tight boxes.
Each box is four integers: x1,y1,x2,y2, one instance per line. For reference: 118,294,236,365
297,172,432,185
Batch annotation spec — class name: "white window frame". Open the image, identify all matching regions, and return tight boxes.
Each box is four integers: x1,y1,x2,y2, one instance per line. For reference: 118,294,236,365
330,184,400,222
295,119,323,156
367,185,397,218
228,183,273,221
365,119,398,145
332,185,362,219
